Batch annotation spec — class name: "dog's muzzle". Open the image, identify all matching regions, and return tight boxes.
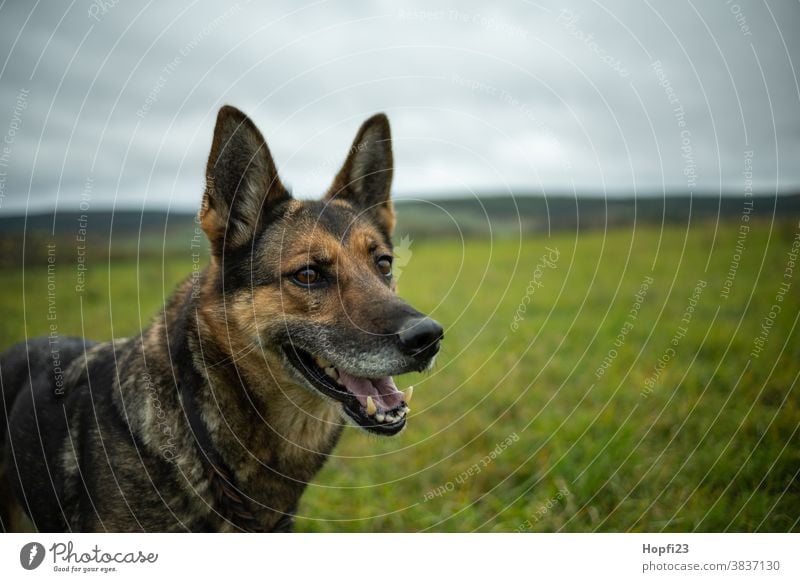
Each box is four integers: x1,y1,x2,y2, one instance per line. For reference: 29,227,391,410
282,316,443,436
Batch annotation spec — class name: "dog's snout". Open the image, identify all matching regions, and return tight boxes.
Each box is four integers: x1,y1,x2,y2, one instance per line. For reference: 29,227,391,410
397,317,444,359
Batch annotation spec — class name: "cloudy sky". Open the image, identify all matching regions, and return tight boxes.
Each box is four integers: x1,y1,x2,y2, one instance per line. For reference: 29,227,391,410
0,0,798,214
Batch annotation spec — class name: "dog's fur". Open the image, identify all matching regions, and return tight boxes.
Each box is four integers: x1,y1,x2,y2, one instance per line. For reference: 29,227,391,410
0,106,442,532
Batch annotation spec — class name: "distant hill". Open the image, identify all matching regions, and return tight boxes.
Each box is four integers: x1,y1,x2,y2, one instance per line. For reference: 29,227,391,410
1,193,798,266
0,209,194,237
0,210,202,267
392,193,800,238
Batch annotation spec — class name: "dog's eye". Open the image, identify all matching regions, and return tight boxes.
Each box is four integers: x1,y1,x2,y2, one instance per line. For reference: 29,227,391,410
293,267,321,287
376,256,393,277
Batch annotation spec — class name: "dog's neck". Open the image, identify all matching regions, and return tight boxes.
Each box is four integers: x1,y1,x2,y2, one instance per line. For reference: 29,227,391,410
140,273,344,530
187,313,344,483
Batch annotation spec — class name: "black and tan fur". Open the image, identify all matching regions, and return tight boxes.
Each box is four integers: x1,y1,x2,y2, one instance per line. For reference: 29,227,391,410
0,106,443,532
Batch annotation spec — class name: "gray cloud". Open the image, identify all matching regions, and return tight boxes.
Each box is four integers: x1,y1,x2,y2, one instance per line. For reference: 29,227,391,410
0,0,798,214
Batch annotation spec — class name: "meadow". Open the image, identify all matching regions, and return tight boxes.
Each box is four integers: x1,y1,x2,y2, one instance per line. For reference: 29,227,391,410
1,217,798,532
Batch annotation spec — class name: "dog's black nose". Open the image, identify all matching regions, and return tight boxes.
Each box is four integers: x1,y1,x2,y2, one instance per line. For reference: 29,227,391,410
397,317,444,360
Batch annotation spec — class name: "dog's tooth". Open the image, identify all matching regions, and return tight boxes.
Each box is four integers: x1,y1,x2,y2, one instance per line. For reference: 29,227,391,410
403,385,414,404
396,408,406,418
376,412,385,423
324,367,339,380
366,396,377,416
315,356,332,369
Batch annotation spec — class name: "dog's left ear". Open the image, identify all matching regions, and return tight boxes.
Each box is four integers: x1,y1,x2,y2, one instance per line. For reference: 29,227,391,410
202,105,291,255
325,113,395,236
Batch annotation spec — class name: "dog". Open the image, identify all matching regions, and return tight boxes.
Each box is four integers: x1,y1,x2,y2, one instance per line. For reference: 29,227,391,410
0,105,443,532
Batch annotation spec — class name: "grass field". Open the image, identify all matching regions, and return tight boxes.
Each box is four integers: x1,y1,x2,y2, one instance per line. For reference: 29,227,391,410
2,217,798,532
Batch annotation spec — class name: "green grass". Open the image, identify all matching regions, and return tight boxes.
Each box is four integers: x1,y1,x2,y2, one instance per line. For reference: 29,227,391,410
2,218,798,531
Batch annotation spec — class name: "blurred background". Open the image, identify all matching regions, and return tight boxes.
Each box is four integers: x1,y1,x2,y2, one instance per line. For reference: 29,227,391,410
0,1,798,531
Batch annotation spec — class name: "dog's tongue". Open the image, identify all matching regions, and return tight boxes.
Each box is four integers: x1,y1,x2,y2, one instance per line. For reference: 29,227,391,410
337,370,405,411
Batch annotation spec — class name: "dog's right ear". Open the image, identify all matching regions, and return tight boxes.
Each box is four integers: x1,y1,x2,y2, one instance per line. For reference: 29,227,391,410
201,105,290,254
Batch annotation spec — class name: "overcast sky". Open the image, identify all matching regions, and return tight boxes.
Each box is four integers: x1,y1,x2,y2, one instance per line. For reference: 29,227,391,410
1,0,799,214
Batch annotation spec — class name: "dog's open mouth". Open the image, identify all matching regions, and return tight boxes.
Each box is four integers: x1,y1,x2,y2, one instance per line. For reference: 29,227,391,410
283,346,412,436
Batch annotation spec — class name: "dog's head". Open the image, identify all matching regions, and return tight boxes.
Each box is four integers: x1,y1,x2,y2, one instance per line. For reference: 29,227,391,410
198,105,443,436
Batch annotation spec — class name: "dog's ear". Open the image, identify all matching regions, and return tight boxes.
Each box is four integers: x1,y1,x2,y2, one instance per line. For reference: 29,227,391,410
201,105,290,254
325,113,395,236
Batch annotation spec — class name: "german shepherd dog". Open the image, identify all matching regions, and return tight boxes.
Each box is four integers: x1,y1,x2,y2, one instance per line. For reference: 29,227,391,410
0,106,443,532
